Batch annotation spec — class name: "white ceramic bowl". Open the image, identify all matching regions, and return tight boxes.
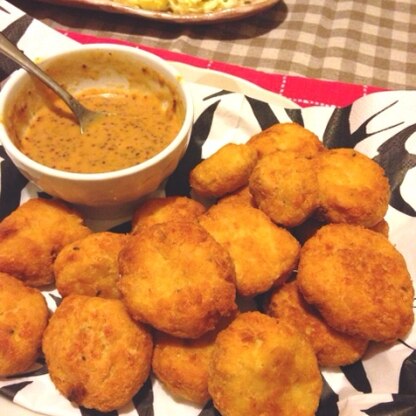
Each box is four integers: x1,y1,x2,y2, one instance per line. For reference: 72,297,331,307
0,43,193,219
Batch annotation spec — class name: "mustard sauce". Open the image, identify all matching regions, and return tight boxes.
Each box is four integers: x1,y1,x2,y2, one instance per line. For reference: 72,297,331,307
19,87,183,173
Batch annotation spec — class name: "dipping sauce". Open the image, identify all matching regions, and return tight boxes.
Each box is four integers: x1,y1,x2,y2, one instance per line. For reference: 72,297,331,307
18,86,184,173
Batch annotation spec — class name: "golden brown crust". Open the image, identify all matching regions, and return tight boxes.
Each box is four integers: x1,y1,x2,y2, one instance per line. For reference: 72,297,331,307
189,143,258,198
208,311,322,416
265,280,368,367
218,185,257,208
291,217,390,245
249,151,319,227
118,221,237,338
42,295,153,412
297,223,414,342
369,218,389,237
246,122,325,159
152,313,236,405
0,198,91,287
152,330,216,404
54,232,129,299
199,202,300,296
0,272,49,376
131,196,206,233
315,148,390,227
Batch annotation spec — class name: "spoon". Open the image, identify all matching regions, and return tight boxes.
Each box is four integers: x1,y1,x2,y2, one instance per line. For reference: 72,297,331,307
0,32,102,134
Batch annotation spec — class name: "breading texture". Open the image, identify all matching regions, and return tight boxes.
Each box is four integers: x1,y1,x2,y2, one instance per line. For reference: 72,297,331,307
315,148,390,227
208,311,322,416
265,280,368,367
246,122,325,159
152,330,216,404
189,143,258,198
0,272,49,376
0,198,91,287
131,196,206,233
54,232,129,299
42,295,153,412
292,217,389,245
297,223,414,342
249,151,319,227
370,219,389,237
152,314,235,405
199,202,300,296
218,185,257,208
118,221,237,338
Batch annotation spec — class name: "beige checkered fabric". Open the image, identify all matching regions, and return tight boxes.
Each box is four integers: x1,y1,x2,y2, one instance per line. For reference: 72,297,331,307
8,0,416,89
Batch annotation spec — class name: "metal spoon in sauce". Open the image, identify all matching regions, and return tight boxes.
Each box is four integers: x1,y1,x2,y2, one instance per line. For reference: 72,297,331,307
0,32,102,134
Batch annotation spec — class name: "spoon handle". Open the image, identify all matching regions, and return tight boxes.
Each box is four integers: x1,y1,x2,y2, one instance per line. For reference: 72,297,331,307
0,32,84,120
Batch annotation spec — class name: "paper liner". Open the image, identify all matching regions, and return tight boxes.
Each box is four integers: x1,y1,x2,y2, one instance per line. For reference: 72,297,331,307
0,2,415,415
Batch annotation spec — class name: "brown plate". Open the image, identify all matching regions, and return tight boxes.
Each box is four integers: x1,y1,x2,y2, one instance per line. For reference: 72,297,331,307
37,0,280,23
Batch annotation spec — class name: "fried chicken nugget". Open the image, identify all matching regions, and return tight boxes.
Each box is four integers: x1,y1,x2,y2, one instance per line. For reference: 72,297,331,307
199,202,300,296
266,280,368,367
152,315,235,405
118,221,237,338
0,272,49,376
131,196,206,233
292,217,389,245
152,330,216,405
315,148,390,227
370,218,389,237
247,122,325,159
42,295,153,412
208,311,322,416
249,151,319,227
0,198,91,287
218,185,256,208
297,224,414,342
54,232,129,299
189,143,258,198
152,332,214,404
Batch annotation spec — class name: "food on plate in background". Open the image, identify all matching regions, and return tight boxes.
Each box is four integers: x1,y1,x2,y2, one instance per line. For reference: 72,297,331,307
246,122,325,159
0,272,49,376
0,198,91,287
189,143,258,198
208,311,323,416
249,150,319,227
54,232,130,299
118,221,237,338
297,223,414,343
199,201,300,296
315,148,390,227
117,0,170,11
116,0,243,13
131,195,206,233
42,295,153,412
265,280,369,367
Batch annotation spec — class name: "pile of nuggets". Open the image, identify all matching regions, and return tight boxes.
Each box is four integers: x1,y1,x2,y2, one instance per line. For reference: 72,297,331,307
0,122,414,415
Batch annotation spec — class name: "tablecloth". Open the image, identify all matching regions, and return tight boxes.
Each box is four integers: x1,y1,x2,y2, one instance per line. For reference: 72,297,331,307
64,30,387,108
6,0,416,91
1,4,416,416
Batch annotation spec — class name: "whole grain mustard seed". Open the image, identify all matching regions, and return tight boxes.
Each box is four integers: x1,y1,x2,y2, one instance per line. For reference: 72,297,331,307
19,87,183,173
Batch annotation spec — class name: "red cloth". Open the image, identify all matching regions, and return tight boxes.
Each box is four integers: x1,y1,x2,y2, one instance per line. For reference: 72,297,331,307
60,30,386,108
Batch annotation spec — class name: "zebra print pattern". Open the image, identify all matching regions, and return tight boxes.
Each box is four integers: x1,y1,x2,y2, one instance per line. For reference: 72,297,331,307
0,3,415,415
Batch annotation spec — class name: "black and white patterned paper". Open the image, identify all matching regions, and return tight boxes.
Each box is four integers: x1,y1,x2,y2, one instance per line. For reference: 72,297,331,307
0,2,415,415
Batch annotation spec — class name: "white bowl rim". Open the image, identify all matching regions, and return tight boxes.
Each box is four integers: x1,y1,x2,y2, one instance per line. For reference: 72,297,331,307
0,43,194,182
